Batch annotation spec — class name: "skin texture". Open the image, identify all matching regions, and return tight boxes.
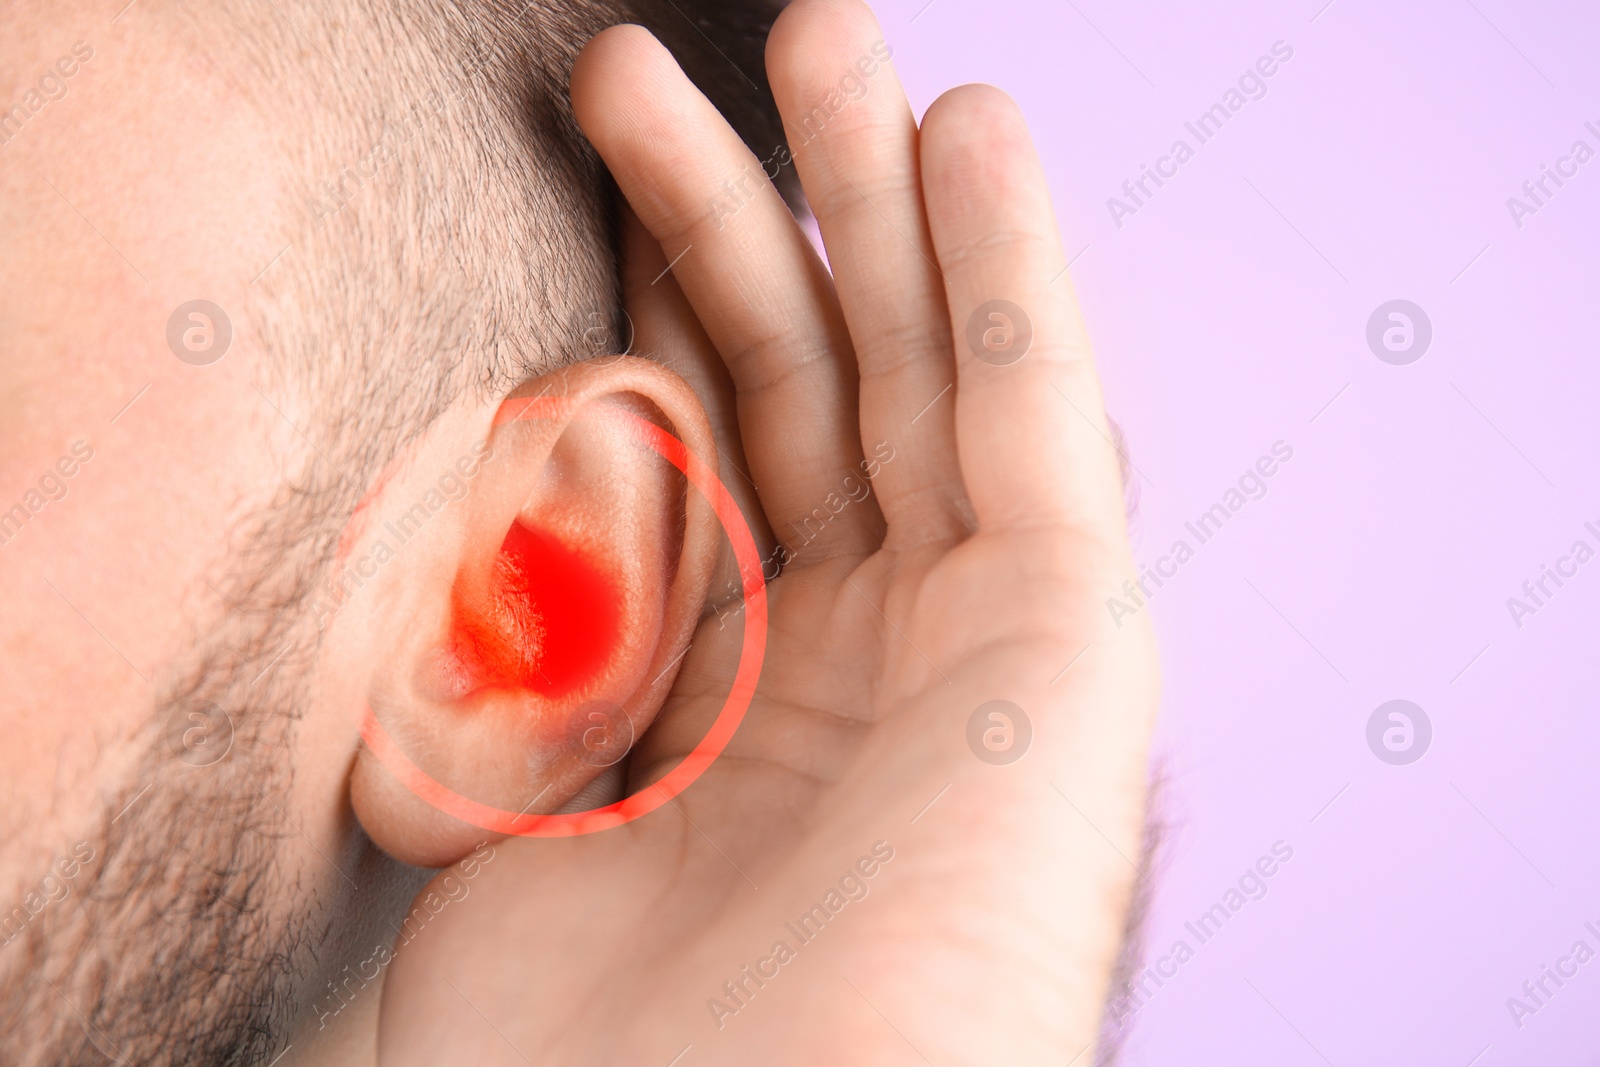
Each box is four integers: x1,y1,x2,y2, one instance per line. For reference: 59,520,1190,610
0,0,1156,1063
0,13,392,1064
376,3,1159,1065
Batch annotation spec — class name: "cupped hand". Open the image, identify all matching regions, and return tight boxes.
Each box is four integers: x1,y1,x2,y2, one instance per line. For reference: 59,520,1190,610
378,1,1158,1063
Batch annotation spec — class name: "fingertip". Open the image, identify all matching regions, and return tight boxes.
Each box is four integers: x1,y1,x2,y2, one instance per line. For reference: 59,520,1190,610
922,82,1026,144
921,83,1040,204
768,0,906,155
768,0,885,74
572,22,663,85
570,24,679,137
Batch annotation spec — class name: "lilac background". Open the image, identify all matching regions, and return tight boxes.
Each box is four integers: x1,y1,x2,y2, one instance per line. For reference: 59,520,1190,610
876,0,1600,1062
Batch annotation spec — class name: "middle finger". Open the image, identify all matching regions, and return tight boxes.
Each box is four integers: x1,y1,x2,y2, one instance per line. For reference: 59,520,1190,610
767,0,972,548
571,25,882,563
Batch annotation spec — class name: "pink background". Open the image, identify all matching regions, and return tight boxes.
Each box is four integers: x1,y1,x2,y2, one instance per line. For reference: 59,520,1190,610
878,0,1600,1062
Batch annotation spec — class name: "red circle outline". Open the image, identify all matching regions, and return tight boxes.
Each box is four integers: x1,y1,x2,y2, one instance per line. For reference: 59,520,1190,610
357,395,768,837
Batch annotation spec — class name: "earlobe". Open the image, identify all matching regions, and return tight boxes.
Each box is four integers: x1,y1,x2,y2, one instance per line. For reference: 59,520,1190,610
345,357,721,868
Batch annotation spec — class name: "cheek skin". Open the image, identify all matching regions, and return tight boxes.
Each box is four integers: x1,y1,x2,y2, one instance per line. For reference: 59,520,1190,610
448,523,622,700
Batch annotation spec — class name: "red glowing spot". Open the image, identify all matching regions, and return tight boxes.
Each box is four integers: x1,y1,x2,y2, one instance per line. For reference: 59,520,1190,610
450,524,621,699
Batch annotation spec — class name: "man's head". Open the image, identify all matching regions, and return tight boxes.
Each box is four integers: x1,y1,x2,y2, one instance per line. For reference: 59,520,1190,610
0,1,788,1061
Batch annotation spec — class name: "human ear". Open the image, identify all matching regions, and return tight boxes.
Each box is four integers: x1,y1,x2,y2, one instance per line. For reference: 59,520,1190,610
345,357,721,867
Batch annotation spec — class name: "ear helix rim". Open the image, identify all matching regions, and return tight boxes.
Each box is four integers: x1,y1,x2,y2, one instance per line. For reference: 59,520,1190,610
356,394,768,838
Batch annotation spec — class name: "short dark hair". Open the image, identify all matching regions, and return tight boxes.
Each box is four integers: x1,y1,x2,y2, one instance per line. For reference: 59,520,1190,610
191,0,798,626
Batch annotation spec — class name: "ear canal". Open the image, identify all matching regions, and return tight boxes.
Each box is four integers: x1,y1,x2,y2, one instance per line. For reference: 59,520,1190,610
428,389,687,722
447,521,624,700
